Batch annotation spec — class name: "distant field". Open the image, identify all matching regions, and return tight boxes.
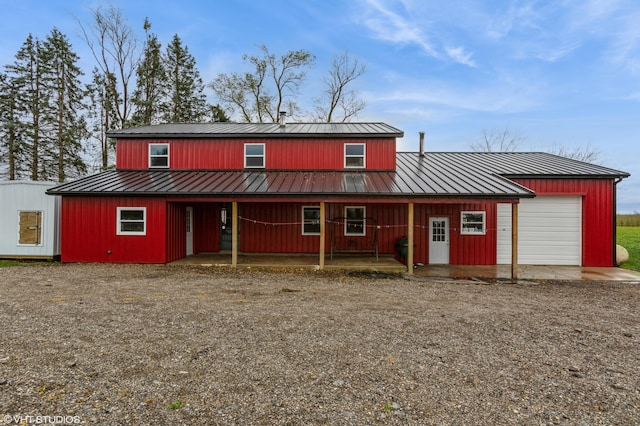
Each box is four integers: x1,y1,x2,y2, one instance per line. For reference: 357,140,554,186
617,226,640,271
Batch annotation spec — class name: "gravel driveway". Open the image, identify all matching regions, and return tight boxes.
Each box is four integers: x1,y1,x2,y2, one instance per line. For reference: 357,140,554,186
1,264,638,425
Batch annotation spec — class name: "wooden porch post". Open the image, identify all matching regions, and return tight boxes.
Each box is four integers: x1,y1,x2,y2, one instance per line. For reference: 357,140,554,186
511,202,518,279
407,202,415,275
319,202,325,270
232,201,238,268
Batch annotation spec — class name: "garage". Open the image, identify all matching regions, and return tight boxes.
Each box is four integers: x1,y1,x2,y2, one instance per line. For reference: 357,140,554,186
497,196,582,265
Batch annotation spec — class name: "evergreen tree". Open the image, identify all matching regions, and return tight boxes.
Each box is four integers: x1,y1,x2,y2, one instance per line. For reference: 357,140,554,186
129,18,166,126
40,28,87,182
0,72,27,179
6,34,45,180
161,34,208,123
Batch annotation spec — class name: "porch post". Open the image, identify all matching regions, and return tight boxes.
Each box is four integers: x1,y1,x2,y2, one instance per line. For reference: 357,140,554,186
407,202,415,275
232,201,238,268
319,202,325,270
511,202,519,279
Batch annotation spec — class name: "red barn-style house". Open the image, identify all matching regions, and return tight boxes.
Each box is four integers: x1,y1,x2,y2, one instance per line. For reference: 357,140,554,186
47,120,629,274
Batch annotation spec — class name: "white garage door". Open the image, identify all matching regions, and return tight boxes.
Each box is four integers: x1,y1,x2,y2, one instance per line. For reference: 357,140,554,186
497,197,582,265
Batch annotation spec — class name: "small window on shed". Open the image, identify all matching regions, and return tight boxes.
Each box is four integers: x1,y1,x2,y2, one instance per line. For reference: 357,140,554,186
344,143,365,168
149,143,169,168
245,143,265,168
302,206,321,235
461,211,486,235
18,211,43,245
117,207,147,236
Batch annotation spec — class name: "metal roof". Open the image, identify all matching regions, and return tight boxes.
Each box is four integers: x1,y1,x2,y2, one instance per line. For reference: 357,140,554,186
106,122,404,139
47,152,628,198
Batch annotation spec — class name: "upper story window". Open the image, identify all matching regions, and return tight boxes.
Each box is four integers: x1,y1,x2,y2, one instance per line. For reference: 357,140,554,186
345,143,365,168
461,211,486,235
345,206,366,236
245,143,265,169
117,207,146,236
149,143,169,168
302,206,321,235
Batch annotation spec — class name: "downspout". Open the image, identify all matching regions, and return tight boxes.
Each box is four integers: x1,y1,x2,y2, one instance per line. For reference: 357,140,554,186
613,177,623,266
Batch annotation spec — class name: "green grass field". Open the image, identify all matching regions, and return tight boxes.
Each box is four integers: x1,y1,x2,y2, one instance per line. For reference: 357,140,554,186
617,226,640,271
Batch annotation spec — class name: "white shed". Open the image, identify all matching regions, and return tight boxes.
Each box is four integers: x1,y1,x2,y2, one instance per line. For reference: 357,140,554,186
0,181,61,259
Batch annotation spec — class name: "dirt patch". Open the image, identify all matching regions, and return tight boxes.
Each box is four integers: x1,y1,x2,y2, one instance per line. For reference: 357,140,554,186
1,264,639,425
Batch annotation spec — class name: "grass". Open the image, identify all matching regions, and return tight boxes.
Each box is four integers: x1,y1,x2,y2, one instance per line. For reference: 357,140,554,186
617,226,640,271
0,260,23,267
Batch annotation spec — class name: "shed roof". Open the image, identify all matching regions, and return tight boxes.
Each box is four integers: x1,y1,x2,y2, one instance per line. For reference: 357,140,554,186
106,122,404,139
50,150,631,199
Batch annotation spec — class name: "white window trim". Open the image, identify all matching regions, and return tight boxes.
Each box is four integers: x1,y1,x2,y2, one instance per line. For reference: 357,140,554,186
149,143,170,169
244,143,265,169
344,143,366,169
344,206,366,236
117,207,147,236
460,211,486,235
302,206,321,235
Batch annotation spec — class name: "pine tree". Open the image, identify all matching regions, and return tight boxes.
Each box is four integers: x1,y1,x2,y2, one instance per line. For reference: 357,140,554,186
161,34,208,123
40,28,87,182
129,18,166,126
0,72,27,179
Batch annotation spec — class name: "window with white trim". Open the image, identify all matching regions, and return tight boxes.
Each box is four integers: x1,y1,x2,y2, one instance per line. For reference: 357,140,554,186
245,143,265,168
149,143,169,168
461,211,486,235
117,207,147,235
345,206,366,236
344,143,365,168
302,206,321,235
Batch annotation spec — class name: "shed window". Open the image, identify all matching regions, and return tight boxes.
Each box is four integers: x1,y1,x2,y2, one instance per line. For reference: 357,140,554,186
245,143,265,168
117,207,146,236
18,211,42,245
461,211,486,235
149,143,169,168
345,206,366,236
302,206,321,235
345,143,365,168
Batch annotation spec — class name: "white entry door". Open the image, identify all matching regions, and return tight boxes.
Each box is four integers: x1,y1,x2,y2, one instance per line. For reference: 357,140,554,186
429,217,450,264
186,207,194,256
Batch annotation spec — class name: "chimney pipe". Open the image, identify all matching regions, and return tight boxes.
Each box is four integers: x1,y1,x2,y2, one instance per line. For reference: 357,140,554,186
419,131,425,157
279,111,287,127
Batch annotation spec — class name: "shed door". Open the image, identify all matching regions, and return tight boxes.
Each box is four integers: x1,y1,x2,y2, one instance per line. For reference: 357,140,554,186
429,217,450,264
497,197,582,265
19,211,42,245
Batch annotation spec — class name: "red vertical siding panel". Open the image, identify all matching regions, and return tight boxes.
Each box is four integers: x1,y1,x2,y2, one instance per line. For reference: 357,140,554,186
512,178,616,266
61,197,167,263
194,203,220,253
114,137,396,170
166,203,185,263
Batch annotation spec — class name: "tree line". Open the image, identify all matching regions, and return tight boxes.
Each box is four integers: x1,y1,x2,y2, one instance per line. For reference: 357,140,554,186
0,5,366,182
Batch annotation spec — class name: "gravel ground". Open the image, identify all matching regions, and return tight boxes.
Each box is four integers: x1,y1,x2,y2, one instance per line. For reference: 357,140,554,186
0,264,639,425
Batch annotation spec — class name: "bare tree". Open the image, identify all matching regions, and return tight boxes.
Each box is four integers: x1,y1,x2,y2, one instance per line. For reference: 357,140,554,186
547,142,601,164
211,45,315,123
77,5,138,169
470,127,525,152
314,51,366,122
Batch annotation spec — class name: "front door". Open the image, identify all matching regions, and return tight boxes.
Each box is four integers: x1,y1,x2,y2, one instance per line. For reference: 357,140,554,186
429,217,450,264
220,204,233,251
186,207,193,256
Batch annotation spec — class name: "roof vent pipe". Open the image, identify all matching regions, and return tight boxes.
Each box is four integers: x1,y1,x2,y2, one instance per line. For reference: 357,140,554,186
279,111,287,127
419,131,425,157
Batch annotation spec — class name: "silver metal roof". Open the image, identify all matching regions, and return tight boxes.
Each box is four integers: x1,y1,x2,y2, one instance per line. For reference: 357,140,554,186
106,122,404,138
48,152,628,198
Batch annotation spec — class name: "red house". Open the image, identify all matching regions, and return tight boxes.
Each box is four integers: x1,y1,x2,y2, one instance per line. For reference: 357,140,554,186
47,121,629,273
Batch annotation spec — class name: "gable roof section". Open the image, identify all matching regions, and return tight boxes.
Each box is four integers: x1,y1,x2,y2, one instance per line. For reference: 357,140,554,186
48,152,628,198
106,122,404,139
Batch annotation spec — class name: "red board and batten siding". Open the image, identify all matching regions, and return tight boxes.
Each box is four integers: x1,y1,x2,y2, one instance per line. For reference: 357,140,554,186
61,197,168,263
511,178,616,266
116,138,396,170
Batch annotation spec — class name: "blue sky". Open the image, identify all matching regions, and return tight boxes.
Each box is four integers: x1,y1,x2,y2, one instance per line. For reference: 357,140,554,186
1,0,639,211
